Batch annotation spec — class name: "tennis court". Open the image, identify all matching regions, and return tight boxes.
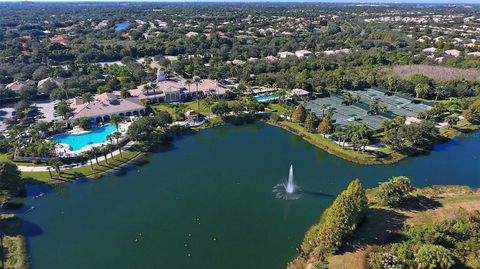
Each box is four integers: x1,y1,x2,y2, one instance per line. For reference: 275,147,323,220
305,96,388,131
348,88,432,118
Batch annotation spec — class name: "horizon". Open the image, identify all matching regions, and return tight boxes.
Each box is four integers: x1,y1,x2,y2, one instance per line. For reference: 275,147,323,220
1,0,480,4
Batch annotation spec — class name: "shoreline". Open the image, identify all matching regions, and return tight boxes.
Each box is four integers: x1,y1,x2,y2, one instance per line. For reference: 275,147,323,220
16,116,480,183
266,120,407,165
266,119,480,165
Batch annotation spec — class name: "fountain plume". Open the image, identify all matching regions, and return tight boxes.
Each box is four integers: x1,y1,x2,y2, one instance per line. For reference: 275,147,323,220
286,165,295,194
273,164,300,200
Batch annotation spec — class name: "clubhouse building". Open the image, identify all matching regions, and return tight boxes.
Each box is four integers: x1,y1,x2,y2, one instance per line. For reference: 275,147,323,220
68,92,146,124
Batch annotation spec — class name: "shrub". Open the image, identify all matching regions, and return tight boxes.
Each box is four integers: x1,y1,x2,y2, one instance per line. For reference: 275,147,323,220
369,251,403,269
77,117,92,130
414,244,455,269
375,176,413,206
292,179,367,266
463,99,480,123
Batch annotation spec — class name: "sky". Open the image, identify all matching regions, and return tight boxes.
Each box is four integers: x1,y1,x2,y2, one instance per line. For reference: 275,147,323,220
0,0,479,3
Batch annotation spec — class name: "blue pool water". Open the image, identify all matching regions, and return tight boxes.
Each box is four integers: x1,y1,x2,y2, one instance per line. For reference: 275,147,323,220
255,95,279,102
51,125,117,151
115,21,129,31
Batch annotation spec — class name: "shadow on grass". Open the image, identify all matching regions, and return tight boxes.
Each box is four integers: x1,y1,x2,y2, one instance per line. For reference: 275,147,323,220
339,207,408,253
396,195,442,212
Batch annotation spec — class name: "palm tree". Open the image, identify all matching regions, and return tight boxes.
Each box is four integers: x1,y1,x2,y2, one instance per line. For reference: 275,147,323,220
83,150,95,170
193,76,201,111
91,147,101,165
144,84,152,96
82,92,93,103
342,91,353,105
110,114,121,132
112,132,122,157
105,144,115,159
359,139,369,152
334,131,348,148
49,157,63,178
101,147,109,164
47,167,52,179
433,86,445,104
185,78,192,94
320,104,328,117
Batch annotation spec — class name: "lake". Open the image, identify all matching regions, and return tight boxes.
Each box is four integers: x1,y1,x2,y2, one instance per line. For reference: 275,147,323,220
20,123,480,269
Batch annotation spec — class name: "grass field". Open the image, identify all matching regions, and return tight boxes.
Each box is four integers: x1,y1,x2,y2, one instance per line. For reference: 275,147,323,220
152,100,212,120
0,153,47,167
439,119,480,139
266,103,292,116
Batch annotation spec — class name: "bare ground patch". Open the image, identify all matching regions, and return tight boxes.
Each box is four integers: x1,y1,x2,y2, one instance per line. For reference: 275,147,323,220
386,65,480,81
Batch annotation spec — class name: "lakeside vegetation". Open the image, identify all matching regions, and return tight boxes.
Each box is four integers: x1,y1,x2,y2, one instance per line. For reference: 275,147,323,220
268,120,405,165
0,215,28,269
290,177,480,269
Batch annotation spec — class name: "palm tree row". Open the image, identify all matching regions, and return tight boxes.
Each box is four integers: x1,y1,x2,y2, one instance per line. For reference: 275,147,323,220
82,142,120,170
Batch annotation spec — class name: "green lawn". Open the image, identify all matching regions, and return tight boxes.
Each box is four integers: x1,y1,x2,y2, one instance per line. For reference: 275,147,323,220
21,145,143,183
440,119,479,139
0,153,47,167
266,103,292,115
152,100,212,120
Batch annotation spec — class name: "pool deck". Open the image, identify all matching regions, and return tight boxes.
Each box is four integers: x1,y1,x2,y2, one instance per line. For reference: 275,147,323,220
53,122,130,157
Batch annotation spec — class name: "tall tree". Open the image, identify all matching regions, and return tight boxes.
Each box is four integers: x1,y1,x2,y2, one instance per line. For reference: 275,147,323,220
110,114,121,131
304,112,318,133
292,104,307,123
55,100,72,120
318,114,334,136
0,161,21,193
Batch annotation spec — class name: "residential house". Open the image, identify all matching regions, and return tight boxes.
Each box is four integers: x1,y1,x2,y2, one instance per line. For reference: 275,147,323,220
295,50,312,58
6,80,35,93
50,36,69,46
37,77,66,89
278,51,295,58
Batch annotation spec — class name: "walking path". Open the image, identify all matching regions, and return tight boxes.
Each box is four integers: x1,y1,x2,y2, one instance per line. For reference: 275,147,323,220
17,141,136,172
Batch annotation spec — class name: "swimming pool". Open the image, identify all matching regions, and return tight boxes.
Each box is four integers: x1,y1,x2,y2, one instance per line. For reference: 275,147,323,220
115,21,129,31
255,95,279,102
51,125,117,151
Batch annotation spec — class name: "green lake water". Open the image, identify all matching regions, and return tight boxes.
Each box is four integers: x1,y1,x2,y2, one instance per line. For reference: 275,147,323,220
19,123,480,269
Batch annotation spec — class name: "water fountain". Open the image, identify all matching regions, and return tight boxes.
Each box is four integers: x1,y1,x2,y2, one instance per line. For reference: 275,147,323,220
273,164,300,200
285,165,296,194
